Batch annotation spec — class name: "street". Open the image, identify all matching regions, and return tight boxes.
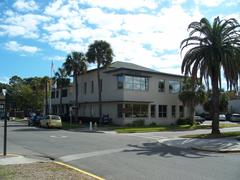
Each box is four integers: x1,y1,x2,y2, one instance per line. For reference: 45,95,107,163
0,121,240,180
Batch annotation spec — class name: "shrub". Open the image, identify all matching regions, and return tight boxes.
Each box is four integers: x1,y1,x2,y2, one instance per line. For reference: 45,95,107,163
131,119,145,126
149,122,157,127
176,118,192,125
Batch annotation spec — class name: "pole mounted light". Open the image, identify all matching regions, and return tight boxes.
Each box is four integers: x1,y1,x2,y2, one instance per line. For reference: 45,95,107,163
2,89,7,156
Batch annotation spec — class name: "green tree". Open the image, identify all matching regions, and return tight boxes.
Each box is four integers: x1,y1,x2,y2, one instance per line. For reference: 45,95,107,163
179,78,206,125
53,68,70,116
86,40,114,123
63,52,87,122
181,17,240,134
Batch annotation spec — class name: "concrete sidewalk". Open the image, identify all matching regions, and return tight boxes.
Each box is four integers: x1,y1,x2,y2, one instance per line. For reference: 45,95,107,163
158,137,240,152
0,154,48,165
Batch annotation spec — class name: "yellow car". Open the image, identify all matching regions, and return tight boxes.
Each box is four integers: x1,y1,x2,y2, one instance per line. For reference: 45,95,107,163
40,115,62,128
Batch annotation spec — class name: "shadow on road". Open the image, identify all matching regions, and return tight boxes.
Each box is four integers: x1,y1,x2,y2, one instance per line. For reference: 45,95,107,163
124,142,216,158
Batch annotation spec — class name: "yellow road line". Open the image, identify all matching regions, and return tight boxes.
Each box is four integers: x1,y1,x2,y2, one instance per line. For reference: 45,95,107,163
54,161,105,180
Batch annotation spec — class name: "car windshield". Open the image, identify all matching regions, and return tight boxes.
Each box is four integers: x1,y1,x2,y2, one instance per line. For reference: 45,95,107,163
51,115,61,120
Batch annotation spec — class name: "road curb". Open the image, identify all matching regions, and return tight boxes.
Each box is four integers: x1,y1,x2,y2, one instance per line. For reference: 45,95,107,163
54,161,105,180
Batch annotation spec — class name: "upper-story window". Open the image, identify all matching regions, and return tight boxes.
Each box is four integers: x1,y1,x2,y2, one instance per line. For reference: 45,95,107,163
169,80,181,93
84,82,87,94
158,79,165,92
117,75,149,91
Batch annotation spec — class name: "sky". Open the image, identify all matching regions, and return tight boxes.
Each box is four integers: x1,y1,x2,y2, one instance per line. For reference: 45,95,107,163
0,0,239,86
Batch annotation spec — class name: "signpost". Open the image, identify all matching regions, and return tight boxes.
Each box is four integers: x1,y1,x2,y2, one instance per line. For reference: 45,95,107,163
2,89,7,156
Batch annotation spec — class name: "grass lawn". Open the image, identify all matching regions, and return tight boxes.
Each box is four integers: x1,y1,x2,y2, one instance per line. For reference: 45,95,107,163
180,131,240,139
61,121,83,129
113,123,240,133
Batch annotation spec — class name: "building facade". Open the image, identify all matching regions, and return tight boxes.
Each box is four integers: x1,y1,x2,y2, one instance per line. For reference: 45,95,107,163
50,61,189,125
0,95,5,119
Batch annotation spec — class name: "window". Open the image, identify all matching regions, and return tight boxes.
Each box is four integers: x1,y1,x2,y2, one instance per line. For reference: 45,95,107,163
151,105,155,118
172,105,176,118
169,80,181,93
159,105,167,117
51,91,55,99
91,81,94,93
158,79,165,92
84,82,87,94
117,104,123,118
125,104,148,118
117,76,124,89
61,89,68,97
124,75,149,91
179,106,184,118
56,90,59,98
0,104,4,109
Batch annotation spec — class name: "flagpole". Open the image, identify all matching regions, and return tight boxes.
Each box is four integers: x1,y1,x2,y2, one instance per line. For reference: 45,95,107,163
49,61,53,114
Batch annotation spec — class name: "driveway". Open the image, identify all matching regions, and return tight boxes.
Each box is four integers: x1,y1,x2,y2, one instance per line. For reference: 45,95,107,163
0,121,240,180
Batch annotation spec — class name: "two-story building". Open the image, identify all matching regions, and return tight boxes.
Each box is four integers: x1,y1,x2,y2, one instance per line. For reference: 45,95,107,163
50,61,189,125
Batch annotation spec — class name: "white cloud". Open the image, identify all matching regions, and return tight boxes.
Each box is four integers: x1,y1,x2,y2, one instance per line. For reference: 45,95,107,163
0,77,9,84
45,56,66,62
5,41,40,54
13,0,38,11
194,0,225,7
79,0,158,10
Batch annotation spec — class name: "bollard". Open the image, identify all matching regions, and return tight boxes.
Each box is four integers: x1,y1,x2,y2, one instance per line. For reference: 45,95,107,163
94,122,98,129
89,121,93,131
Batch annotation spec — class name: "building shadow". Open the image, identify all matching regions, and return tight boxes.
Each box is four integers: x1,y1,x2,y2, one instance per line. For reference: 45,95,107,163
123,142,216,158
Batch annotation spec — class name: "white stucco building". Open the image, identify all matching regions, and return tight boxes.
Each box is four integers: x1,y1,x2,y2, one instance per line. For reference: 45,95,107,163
50,61,189,125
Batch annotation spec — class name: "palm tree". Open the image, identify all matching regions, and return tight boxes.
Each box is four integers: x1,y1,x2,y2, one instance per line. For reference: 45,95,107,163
86,40,114,123
181,17,240,134
63,52,87,122
53,68,70,116
179,78,206,125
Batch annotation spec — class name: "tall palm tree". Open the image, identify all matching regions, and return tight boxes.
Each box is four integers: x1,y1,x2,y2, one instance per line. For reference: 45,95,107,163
181,17,240,134
53,68,70,116
86,40,114,123
179,78,206,125
41,76,50,115
63,52,87,122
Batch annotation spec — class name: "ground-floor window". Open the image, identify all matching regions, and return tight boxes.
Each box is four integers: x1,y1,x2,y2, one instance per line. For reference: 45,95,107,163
159,105,167,118
171,105,176,118
125,104,148,118
151,105,155,118
117,104,123,118
179,105,184,118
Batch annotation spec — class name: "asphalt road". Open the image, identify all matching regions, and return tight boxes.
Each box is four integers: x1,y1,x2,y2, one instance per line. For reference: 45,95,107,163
0,121,240,180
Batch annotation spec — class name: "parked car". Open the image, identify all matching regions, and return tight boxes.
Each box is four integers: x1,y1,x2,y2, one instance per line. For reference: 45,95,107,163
28,115,43,126
194,115,205,123
230,114,240,122
101,114,112,125
40,115,62,128
219,114,226,121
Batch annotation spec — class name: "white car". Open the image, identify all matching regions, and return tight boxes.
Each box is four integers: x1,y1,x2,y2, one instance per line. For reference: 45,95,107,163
230,114,240,122
194,116,205,123
219,114,226,121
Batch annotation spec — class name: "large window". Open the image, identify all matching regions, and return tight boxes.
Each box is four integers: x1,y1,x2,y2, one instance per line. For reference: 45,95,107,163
151,105,155,118
51,91,55,99
125,104,148,118
158,79,165,92
117,75,149,91
169,80,181,93
159,105,167,118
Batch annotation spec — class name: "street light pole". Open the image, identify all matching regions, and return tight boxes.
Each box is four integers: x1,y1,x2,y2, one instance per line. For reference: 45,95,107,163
2,89,7,156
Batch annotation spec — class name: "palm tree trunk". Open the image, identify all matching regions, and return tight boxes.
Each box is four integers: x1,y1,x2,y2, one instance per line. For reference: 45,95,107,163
97,67,102,124
74,75,78,123
45,81,48,115
189,105,195,125
59,87,62,116
211,73,220,134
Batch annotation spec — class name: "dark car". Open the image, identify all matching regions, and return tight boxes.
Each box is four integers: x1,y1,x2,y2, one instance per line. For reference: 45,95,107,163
101,114,112,125
28,115,44,126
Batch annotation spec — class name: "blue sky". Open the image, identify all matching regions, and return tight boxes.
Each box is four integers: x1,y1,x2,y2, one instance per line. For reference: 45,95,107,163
0,0,239,85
